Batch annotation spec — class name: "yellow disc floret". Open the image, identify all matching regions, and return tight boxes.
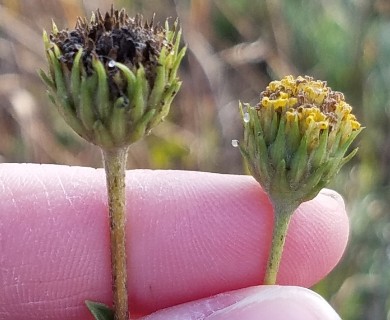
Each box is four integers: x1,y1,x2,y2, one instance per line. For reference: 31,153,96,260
258,75,361,134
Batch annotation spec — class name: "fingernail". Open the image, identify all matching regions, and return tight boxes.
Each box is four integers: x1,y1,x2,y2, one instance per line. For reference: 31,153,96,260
208,286,341,320
319,188,345,210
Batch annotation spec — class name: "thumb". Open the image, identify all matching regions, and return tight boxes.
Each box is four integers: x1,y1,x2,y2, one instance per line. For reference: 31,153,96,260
141,286,341,320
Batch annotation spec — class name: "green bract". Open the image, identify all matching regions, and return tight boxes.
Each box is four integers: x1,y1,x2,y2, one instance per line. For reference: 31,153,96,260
40,8,186,150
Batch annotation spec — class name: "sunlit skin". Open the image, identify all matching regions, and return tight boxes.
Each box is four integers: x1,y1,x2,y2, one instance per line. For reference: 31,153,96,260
0,164,347,319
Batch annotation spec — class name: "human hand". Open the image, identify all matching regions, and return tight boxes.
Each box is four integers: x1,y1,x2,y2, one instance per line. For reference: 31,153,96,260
0,164,347,319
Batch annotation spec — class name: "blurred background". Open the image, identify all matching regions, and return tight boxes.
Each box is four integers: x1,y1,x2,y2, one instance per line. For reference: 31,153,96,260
0,0,389,318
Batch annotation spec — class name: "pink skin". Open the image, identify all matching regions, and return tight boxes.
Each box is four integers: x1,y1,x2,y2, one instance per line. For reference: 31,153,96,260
0,164,348,320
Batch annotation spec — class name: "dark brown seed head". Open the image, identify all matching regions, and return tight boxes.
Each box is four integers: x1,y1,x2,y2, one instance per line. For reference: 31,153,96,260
49,7,170,87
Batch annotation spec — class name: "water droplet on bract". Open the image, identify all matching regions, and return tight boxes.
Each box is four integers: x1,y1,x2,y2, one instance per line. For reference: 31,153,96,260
231,139,239,147
108,60,116,68
243,112,250,123
122,97,129,107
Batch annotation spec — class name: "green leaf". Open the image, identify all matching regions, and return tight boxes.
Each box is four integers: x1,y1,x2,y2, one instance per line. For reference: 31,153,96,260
285,116,301,157
150,80,179,127
38,69,55,90
70,49,83,108
170,46,187,82
289,135,308,187
130,109,156,142
148,63,166,109
310,128,329,168
110,97,128,142
115,62,136,103
42,30,50,50
93,120,115,148
85,300,114,320
269,118,286,166
79,75,96,131
92,56,110,119
131,66,147,122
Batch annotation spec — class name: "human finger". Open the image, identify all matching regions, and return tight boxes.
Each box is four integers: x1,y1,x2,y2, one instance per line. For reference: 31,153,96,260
0,164,348,319
141,285,341,320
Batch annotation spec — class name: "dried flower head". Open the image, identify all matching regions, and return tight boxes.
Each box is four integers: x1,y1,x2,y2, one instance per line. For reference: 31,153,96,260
236,75,362,207
40,6,186,150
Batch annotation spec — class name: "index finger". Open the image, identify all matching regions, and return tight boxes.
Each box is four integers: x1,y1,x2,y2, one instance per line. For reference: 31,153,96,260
0,164,348,319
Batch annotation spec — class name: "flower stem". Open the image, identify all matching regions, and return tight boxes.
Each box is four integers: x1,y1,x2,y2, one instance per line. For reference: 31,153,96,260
102,147,129,320
263,203,295,285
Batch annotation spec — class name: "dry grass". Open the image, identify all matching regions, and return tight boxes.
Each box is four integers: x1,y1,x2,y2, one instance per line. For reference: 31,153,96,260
0,0,274,171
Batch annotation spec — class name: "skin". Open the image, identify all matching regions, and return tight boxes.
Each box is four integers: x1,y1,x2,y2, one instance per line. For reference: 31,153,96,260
0,164,348,320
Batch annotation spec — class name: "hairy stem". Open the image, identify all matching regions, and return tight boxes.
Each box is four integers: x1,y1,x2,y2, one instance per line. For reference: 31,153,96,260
102,147,129,320
263,203,295,285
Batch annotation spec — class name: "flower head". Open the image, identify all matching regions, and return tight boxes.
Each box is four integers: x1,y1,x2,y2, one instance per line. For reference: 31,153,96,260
237,75,362,207
40,6,186,150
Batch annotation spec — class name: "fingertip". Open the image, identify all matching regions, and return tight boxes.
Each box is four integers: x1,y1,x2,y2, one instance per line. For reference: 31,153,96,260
141,286,341,320
0,164,349,318
211,286,341,320
278,188,349,287
318,188,346,211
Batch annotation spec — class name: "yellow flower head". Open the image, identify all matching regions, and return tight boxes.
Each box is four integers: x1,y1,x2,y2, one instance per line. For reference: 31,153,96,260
259,75,360,148
236,75,362,207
